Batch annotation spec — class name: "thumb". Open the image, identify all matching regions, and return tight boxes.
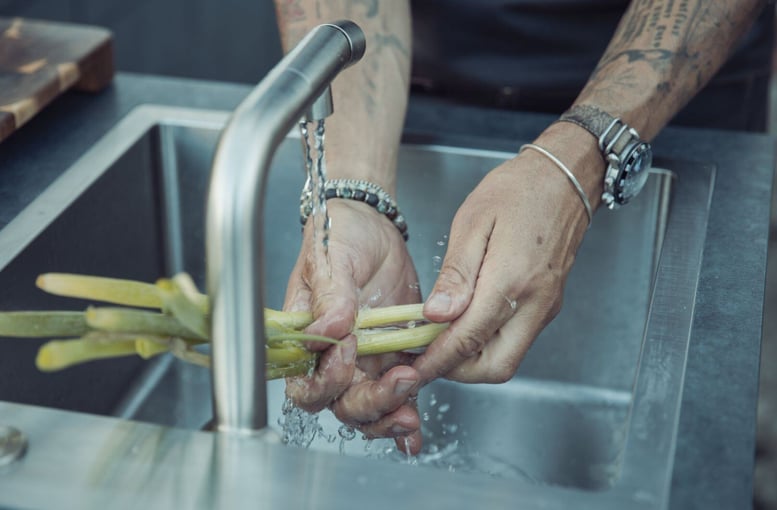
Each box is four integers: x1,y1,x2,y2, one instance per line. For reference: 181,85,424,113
423,217,490,323
304,251,359,341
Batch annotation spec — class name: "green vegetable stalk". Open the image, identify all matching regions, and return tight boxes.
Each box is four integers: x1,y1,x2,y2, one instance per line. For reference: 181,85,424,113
0,273,447,379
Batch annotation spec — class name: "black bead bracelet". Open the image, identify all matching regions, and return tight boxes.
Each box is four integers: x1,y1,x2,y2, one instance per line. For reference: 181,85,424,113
299,179,409,241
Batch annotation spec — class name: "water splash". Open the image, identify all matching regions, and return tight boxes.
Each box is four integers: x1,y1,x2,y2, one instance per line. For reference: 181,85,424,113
278,397,336,448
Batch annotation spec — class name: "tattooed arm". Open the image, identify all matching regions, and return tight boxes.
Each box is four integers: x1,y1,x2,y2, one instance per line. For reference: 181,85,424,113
412,0,769,385
540,0,769,209
274,0,411,195
577,0,766,141
272,0,767,451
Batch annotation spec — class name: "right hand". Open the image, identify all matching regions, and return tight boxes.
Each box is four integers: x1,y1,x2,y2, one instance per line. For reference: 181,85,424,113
283,199,425,453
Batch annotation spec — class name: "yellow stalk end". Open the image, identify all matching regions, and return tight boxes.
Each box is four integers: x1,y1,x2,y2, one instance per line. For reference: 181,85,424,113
36,338,138,371
37,273,164,309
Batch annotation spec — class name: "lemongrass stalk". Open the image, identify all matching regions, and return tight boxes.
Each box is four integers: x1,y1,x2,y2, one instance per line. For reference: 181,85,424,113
266,331,340,347
37,273,164,309
0,311,89,337
266,344,317,366
36,338,138,371
169,338,210,368
135,337,173,359
85,307,206,340
356,303,427,329
171,273,209,312
264,309,312,330
156,278,209,338
266,359,315,379
355,322,449,356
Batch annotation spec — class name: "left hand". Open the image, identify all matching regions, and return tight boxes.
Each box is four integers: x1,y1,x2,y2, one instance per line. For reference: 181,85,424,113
414,123,602,383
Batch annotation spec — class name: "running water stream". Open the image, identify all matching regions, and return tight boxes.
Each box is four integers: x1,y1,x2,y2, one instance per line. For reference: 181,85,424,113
300,119,331,262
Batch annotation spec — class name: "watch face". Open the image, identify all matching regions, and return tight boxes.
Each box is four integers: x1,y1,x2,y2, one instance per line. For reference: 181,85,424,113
620,143,652,202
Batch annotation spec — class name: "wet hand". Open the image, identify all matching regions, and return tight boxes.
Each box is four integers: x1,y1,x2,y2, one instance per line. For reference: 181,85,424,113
283,199,425,453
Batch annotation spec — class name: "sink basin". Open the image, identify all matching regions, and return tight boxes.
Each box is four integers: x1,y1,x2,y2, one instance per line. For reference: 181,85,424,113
0,105,713,508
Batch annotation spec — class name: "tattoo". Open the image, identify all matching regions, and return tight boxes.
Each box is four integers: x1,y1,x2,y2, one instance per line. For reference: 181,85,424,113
594,48,678,77
275,0,411,119
580,0,764,130
360,32,410,116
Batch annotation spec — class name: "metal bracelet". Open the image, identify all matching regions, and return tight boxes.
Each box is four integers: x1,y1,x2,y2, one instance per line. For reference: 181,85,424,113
519,143,593,228
299,178,409,241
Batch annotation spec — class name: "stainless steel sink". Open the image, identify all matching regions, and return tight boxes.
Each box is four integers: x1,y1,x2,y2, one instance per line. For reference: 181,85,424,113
0,105,714,509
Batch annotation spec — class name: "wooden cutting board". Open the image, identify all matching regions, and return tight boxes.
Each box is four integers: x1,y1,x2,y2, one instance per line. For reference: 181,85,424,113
0,18,114,143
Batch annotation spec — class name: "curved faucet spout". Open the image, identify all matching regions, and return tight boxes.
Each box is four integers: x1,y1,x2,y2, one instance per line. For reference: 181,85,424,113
206,21,366,435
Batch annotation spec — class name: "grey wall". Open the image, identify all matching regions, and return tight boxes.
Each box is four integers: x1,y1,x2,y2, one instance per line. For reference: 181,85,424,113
0,0,283,83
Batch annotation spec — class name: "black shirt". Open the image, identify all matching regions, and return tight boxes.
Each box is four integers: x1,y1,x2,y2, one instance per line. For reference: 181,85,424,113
410,0,774,131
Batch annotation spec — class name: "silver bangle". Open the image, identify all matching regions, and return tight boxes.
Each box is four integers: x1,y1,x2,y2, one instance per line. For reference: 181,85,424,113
519,143,593,228
300,178,408,241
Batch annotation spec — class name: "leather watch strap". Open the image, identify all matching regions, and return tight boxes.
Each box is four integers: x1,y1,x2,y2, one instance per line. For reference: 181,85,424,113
557,105,636,160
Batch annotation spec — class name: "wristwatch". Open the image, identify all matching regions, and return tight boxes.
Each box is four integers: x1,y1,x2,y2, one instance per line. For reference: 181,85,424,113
559,105,653,209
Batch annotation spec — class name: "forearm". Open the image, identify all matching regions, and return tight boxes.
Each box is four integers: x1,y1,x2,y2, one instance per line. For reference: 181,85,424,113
536,0,766,214
576,0,766,140
273,0,411,194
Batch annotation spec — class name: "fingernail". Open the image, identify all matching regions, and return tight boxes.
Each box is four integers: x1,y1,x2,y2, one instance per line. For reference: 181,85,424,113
340,340,357,362
425,292,452,315
394,378,417,397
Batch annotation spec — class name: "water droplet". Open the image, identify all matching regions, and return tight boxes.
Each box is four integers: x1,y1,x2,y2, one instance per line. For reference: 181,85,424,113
504,295,518,310
422,412,430,422
407,320,416,329
338,424,357,440
368,289,382,304
428,393,437,407
442,423,458,435
438,403,450,413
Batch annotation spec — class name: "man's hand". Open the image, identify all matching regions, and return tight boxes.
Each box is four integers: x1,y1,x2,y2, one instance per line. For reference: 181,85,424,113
283,199,425,453
293,123,604,449
415,125,601,384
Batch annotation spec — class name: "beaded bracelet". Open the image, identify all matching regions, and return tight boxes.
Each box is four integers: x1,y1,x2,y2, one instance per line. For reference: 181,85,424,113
299,179,409,241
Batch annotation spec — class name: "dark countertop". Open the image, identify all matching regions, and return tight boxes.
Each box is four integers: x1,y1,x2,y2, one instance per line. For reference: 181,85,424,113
0,72,772,509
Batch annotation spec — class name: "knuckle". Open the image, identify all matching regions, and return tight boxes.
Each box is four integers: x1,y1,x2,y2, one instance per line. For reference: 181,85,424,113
437,259,471,290
454,332,487,360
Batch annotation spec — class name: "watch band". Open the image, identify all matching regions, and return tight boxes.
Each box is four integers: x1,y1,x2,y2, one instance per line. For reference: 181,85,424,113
557,105,639,162
556,104,652,209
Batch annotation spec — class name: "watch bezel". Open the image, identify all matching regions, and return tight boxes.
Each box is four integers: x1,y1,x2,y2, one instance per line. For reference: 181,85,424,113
614,140,653,205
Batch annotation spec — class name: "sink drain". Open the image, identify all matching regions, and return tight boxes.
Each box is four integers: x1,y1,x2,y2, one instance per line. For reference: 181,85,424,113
0,425,27,466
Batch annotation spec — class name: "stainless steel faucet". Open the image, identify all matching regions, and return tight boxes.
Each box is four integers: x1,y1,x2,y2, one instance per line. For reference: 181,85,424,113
205,21,366,435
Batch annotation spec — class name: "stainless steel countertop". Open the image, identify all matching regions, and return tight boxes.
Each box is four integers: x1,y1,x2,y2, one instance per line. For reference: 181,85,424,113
0,72,772,509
